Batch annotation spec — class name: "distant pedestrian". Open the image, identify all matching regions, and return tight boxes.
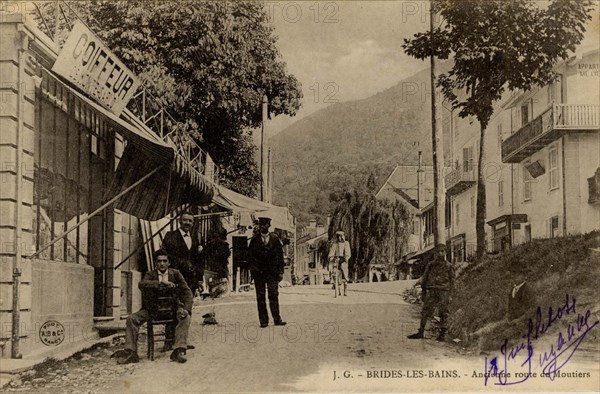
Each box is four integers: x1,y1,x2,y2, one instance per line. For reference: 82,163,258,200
328,230,351,296
247,217,286,327
407,244,454,341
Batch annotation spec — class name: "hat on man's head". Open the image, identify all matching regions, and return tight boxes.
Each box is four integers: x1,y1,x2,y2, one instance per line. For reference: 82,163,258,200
336,230,345,236
258,217,271,225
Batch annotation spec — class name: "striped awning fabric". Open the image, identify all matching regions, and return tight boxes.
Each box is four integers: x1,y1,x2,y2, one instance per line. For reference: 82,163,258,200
109,144,214,220
41,69,214,220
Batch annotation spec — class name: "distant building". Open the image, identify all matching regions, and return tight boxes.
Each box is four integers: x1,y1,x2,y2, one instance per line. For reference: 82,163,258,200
376,162,443,277
499,49,599,242
444,48,599,260
294,218,329,284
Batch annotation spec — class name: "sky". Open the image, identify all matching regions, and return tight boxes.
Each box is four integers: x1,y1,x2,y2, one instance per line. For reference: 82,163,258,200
266,0,600,138
267,1,432,136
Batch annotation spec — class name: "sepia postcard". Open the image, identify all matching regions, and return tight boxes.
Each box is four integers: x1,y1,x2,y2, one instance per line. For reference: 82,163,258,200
0,1,598,393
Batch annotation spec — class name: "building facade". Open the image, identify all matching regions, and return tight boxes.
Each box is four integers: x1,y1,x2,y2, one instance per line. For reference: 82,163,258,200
444,48,599,261
1,9,215,359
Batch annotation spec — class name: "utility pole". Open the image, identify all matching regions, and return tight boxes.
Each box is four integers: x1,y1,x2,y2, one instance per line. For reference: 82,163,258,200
267,148,273,204
430,2,446,248
260,95,268,202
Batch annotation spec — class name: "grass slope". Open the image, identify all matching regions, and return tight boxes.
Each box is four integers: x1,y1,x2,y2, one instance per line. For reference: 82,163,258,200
449,231,600,352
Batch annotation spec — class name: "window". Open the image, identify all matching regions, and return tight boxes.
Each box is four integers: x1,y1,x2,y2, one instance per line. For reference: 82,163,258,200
33,98,111,263
498,180,504,207
456,203,460,227
547,83,556,105
463,146,474,172
523,163,532,201
525,224,532,242
470,195,475,218
445,197,452,228
497,123,503,149
549,216,560,238
521,103,529,126
549,146,559,190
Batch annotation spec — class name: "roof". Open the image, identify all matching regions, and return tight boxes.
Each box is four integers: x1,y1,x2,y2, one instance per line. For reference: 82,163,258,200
375,165,434,210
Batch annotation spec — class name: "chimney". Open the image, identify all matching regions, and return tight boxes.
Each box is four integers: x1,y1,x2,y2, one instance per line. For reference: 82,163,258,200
326,216,331,228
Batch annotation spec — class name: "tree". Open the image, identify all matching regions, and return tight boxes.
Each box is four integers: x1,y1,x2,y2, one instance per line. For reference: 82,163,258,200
62,1,302,196
328,189,411,280
403,0,594,259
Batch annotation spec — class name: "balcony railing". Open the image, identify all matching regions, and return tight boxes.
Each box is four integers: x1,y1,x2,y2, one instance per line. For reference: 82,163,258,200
502,104,600,163
445,165,477,195
554,104,599,129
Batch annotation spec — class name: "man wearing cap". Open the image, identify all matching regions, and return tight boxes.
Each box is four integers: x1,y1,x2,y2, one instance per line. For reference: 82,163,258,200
162,212,204,295
407,244,454,341
328,230,351,296
247,216,286,327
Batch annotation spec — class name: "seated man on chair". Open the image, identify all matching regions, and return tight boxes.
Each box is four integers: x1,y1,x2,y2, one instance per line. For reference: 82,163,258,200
117,249,193,364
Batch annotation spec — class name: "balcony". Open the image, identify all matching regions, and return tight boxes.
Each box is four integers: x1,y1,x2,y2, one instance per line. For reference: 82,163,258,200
502,104,599,163
445,165,477,196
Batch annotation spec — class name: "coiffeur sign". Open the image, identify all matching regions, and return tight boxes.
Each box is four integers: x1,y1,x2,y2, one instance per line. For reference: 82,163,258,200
52,21,140,116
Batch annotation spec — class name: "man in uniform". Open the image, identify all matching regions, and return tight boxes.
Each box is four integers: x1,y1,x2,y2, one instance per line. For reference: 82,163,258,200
247,216,286,328
407,244,454,341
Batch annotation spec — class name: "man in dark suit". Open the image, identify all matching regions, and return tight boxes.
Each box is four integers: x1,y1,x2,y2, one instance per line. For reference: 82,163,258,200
117,250,193,364
247,217,286,328
161,212,204,295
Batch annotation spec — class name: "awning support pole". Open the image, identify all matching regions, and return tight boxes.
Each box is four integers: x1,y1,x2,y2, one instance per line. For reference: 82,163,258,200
114,207,186,270
29,165,164,259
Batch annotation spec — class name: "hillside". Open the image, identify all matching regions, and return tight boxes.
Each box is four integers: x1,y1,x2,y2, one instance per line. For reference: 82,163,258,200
270,64,450,224
448,231,600,353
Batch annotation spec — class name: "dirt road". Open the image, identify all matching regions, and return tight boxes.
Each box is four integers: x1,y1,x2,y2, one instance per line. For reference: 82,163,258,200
7,281,599,393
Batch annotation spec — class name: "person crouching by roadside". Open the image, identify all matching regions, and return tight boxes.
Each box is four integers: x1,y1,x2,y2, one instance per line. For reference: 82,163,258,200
407,244,454,341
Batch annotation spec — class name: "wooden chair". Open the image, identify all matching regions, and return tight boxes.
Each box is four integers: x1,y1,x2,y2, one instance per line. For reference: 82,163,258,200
146,289,178,361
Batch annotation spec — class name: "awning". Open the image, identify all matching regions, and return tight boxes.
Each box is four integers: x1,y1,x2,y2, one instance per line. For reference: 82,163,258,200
407,244,435,260
213,185,295,232
213,184,272,212
487,214,528,227
307,232,328,247
110,145,213,220
40,69,214,221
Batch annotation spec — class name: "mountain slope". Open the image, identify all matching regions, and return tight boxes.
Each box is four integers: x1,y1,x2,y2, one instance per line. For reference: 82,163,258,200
270,64,449,224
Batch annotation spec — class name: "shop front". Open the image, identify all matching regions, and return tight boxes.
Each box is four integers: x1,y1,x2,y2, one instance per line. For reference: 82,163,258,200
1,13,213,359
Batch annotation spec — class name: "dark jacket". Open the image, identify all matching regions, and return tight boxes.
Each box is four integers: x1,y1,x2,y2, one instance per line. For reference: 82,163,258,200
162,229,203,275
139,268,193,314
421,257,454,291
247,232,284,279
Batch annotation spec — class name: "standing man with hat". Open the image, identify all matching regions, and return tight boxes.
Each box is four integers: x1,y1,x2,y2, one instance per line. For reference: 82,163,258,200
407,244,454,341
247,216,286,328
162,212,204,296
328,230,351,296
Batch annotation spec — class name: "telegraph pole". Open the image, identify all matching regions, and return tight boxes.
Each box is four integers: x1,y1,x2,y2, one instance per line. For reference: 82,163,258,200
430,2,446,247
261,95,268,202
